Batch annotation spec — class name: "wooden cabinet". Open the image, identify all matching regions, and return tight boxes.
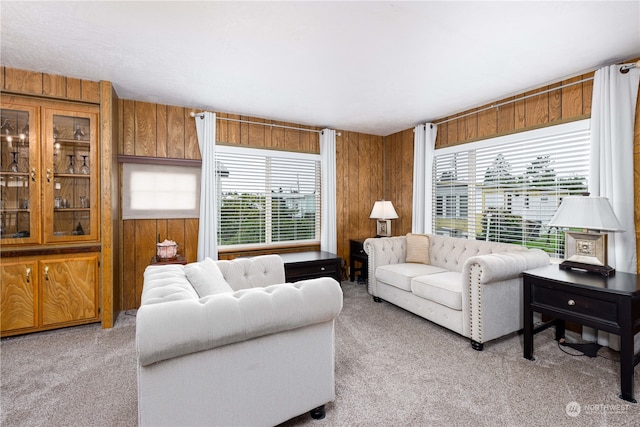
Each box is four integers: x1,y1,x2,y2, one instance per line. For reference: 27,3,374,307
1,253,99,335
41,253,99,327
0,258,38,332
1,94,105,337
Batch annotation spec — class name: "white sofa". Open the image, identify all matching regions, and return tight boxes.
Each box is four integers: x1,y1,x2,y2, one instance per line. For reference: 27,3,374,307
136,254,343,427
364,234,549,350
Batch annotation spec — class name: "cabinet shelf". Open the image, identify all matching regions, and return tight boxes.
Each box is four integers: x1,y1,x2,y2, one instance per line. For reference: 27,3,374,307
53,208,90,212
1,208,30,213
0,171,30,178
54,173,90,179
54,138,90,146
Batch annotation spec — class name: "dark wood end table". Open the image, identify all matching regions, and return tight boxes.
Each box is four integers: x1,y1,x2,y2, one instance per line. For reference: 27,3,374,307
349,239,368,283
279,251,342,283
523,265,640,402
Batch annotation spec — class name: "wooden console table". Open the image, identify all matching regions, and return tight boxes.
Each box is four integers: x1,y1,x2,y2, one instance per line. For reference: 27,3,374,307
279,251,342,283
523,265,640,402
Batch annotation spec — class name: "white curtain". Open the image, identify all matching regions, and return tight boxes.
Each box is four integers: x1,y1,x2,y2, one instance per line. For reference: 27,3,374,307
589,64,639,273
585,63,640,350
320,129,337,253
412,123,437,234
194,112,218,261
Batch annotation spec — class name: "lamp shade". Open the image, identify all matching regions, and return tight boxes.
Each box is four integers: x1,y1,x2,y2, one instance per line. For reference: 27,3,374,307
369,200,398,220
547,196,623,231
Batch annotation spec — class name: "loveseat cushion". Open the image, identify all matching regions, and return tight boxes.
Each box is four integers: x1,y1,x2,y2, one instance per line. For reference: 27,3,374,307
376,263,448,291
184,257,233,297
411,272,463,310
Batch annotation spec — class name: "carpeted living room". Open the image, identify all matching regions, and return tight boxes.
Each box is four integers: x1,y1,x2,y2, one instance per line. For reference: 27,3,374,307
2,2,640,426
2,280,640,426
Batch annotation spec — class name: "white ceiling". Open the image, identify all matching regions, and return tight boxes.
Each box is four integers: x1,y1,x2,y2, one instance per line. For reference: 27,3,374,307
1,1,639,136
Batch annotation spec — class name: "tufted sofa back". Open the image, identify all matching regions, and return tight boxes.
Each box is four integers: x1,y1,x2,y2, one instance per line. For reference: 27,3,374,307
214,254,286,291
428,234,530,272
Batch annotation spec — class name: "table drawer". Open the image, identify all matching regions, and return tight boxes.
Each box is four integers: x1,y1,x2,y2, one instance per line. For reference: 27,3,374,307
286,262,337,277
532,284,618,323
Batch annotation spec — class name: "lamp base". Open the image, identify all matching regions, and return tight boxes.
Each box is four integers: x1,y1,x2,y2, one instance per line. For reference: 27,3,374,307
376,220,392,237
559,260,615,277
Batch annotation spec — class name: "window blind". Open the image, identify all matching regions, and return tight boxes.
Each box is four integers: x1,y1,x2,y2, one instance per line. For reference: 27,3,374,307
434,119,590,260
122,163,200,219
215,145,321,248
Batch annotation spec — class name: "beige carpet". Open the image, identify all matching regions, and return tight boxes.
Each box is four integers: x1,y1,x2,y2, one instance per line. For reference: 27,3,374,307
1,281,639,426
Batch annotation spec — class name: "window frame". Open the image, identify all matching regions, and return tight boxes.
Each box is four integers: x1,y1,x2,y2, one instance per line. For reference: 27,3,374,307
432,119,591,258
215,144,322,250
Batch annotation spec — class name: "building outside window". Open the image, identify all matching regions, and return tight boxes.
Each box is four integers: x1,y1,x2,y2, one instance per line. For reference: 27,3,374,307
433,119,590,260
215,145,321,249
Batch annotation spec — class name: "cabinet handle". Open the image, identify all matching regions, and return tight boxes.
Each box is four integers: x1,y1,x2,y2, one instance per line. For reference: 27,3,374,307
321,267,326,271
568,299,575,306
44,266,49,280
25,267,31,283
31,167,36,182
46,168,52,183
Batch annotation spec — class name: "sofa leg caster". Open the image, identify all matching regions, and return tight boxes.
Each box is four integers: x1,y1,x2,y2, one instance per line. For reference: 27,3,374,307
471,340,484,351
310,405,326,420
373,296,382,303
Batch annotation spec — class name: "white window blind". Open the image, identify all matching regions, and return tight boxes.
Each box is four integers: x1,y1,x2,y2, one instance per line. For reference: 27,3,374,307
215,145,321,248
433,119,590,260
122,163,200,219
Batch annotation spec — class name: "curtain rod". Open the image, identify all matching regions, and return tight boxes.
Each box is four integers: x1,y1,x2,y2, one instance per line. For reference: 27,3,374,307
434,60,640,126
433,76,594,126
190,111,321,134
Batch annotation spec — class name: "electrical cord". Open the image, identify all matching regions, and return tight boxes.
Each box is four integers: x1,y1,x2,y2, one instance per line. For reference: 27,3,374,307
557,337,618,361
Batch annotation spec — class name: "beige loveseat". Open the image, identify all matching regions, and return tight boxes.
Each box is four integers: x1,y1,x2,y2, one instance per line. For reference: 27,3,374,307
136,255,343,426
364,234,549,350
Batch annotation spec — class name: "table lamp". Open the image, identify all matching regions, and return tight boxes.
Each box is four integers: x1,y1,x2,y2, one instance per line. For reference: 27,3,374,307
547,195,623,276
370,200,398,237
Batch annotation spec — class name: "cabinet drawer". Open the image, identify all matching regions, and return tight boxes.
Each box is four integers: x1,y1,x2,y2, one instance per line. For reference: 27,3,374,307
532,284,618,323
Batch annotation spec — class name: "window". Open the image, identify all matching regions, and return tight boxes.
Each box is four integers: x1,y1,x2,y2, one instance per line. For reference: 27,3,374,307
122,163,200,219
433,119,590,259
215,145,321,249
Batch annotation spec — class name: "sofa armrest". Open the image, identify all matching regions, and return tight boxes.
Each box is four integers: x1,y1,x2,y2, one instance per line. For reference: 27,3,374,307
364,236,406,295
463,249,550,284
136,277,343,366
462,248,549,344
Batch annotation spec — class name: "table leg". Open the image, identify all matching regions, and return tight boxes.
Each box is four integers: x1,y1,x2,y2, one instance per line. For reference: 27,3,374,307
554,319,565,342
619,308,636,403
523,281,534,360
349,257,355,282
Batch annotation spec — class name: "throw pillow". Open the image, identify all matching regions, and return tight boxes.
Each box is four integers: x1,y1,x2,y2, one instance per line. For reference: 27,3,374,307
405,233,430,264
184,257,233,297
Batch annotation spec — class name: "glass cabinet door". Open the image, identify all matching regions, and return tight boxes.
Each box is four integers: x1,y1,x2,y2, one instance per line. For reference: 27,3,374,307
0,103,40,245
43,108,99,243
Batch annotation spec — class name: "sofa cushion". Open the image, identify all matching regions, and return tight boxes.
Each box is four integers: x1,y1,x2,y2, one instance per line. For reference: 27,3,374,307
184,258,233,297
411,272,463,310
376,263,448,291
405,233,430,264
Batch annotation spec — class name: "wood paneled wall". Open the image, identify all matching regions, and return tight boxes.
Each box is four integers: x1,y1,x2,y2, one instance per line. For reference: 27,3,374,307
0,67,101,103
384,67,640,273
435,73,593,148
382,128,415,235
120,102,383,309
